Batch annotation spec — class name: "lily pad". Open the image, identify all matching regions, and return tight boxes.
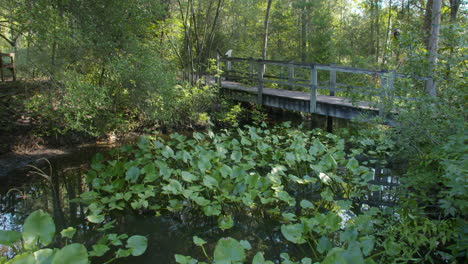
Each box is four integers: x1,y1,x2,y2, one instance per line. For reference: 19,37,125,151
213,237,246,264
22,210,55,249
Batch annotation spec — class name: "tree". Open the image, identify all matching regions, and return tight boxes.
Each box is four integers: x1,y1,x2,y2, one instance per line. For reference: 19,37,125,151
262,0,273,61
425,0,441,96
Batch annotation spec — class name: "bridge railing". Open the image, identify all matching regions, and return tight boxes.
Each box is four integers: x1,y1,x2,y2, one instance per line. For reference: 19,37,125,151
216,55,429,116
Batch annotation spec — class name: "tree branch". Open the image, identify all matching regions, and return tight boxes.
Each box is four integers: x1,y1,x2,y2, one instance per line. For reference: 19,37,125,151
0,33,14,46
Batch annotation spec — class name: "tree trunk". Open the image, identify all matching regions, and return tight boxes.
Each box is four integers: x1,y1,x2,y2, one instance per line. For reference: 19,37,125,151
375,0,380,65
382,0,393,67
423,0,434,49
177,0,195,84
262,0,273,61
449,0,460,23
301,2,307,62
425,0,441,96
446,0,460,80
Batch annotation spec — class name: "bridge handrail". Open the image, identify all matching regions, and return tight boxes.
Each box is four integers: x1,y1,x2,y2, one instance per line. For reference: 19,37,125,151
216,55,426,116
220,56,430,81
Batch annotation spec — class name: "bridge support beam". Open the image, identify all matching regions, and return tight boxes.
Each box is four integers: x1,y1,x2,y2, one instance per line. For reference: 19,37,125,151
257,61,264,104
310,66,317,113
327,66,336,133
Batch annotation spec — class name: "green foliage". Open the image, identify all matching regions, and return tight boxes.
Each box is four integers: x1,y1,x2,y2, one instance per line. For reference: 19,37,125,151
21,210,55,250
0,210,147,264
79,122,466,263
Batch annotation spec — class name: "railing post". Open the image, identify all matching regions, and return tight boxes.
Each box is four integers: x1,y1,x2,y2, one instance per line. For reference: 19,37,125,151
215,53,221,86
249,58,254,80
10,53,15,81
310,65,317,113
329,64,336,96
288,61,294,89
225,49,232,81
258,61,264,104
425,77,436,97
379,71,388,117
388,70,395,97
327,65,336,132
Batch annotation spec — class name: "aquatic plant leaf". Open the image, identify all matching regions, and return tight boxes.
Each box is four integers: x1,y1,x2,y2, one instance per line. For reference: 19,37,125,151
359,236,375,256
300,200,314,209
197,159,211,172
142,164,157,182
276,191,295,205
285,152,296,163
89,244,110,257
127,235,148,256
125,166,140,183
79,191,99,203
279,252,293,263
346,158,359,171
179,151,191,163
51,244,88,264
60,227,76,240
115,248,131,258
137,137,150,150
240,240,251,250
317,236,332,254
202,204,221,216
0,230,21,246
340,228,358,243
281,213,296,222
252,252,274,264
33,249,55,264
175,254,198,264
162,146,175,158
7,252,35,264
213,237,246,264
87,215,104,224
301,258,312,264
218,215,234,230
321,153,338,170
220,164,233,178
320,188,334,202
202,176,218,189
193,236,207,246
163,180,184,194
159,164,173,180
22,210,55,249
181,171,197,183
281,224,306,244
321,248,346,264
192,195,210,206
231,151,242,162
383,239,400,256
342,242,364,263
310,139,327,156
252,252,265,264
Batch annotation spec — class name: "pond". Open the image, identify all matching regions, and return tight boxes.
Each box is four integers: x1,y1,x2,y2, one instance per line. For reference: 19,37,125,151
0,151,309,263
0,123,401,263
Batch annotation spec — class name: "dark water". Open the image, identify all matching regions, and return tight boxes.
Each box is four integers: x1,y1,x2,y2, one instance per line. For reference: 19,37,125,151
0,148,305,263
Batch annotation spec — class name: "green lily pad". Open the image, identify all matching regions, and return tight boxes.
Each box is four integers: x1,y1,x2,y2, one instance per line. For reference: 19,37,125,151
22,210,55,249
51,243,88,264
127,235,148,256
213,237,246,264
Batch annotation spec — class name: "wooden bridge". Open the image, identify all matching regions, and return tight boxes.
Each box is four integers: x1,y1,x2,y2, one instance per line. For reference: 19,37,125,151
213,53,430,125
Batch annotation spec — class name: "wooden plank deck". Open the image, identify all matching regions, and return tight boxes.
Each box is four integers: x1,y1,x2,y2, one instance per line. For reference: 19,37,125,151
221,80,377,110
219,80,387,122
